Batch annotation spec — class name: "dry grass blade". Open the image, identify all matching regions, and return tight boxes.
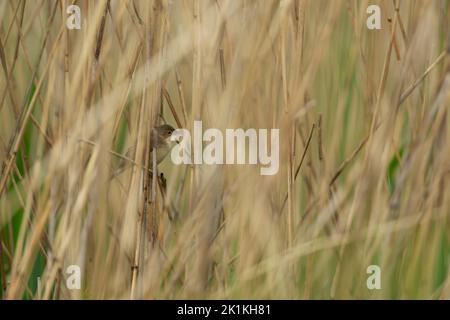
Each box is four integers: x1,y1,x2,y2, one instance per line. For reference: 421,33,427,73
280,123,315,214
398,51,447,106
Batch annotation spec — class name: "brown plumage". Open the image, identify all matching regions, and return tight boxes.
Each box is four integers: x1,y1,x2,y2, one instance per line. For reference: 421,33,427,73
112,124,177,178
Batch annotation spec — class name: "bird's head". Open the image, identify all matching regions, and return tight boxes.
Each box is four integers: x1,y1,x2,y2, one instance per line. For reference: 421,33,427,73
156,124,176,140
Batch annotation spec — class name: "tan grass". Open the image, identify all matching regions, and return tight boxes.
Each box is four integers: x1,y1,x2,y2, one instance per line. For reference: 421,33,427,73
0,0,449,299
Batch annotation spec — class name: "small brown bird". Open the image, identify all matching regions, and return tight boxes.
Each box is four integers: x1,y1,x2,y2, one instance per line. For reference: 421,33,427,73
149,124,178,164
113,124,177,178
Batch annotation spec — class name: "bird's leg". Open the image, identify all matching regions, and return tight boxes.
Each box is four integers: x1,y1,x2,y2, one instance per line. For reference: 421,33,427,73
159,172,167,190
157,172,177,221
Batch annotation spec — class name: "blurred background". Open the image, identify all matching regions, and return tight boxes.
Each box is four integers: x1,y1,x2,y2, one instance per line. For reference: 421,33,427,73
0,0,449,299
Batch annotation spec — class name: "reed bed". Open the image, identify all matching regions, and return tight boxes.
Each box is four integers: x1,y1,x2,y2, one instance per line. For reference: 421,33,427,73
0,0,449,299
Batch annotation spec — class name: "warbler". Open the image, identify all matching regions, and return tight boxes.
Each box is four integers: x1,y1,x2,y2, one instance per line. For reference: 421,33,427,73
113,124,178,177
148,124,178,164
